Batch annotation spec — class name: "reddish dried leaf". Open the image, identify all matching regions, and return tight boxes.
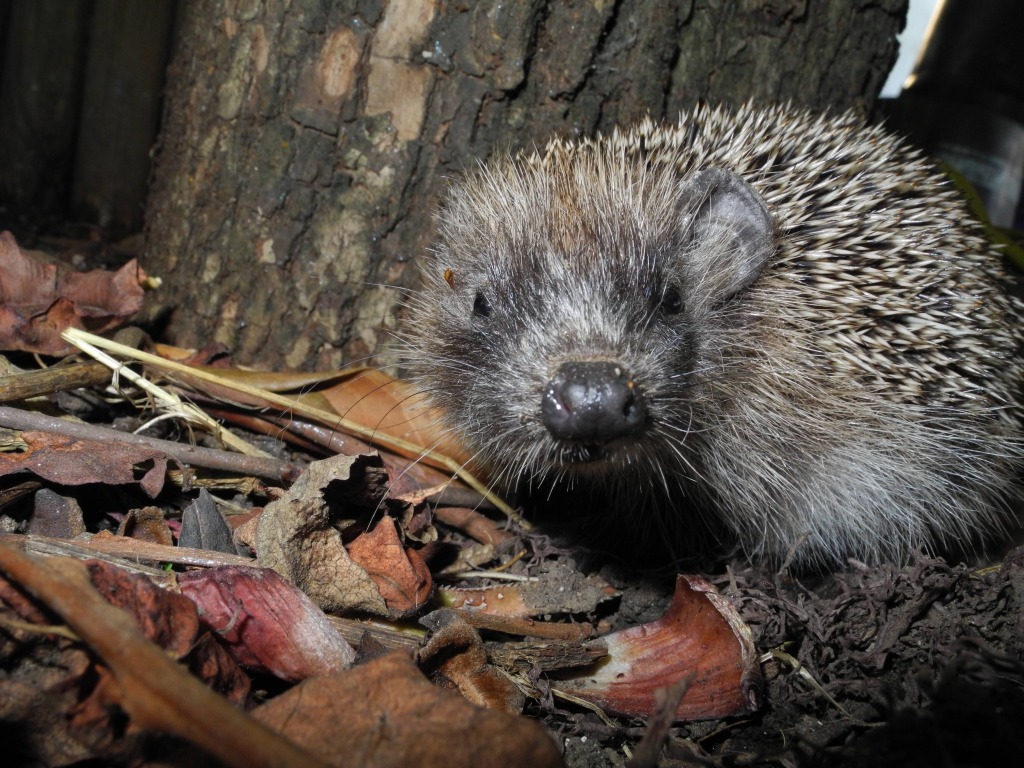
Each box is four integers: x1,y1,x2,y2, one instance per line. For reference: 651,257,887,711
0,544,324,768
0,430,168,498
106,351,484,498
556,575,764,721
252,652,565,768
178,565,356,681
0,231,147,355
346,516,432,617
0,233,57,306
0,556,251,765
83,561,251,703
159,361,468,471
86,560,201,656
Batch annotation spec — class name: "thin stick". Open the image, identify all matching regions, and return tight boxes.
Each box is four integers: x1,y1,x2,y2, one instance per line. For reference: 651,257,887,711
0,405,298,483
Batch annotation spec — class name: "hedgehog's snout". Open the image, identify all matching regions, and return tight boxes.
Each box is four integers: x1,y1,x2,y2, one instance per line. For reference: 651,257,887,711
540,361,647,446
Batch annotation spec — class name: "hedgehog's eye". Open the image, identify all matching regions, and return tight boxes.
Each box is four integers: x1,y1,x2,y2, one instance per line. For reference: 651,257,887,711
473,291,492,318
660,286,683,315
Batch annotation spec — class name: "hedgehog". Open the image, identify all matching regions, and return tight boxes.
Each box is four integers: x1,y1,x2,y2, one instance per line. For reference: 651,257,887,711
402,103,1024,565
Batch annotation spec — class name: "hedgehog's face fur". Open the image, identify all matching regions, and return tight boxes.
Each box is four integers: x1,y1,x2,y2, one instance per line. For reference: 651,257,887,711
405,147,774,496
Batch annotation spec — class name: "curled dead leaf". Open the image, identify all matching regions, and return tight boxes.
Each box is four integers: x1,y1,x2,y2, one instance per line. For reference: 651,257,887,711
318,369,475,470
554,575,764,721
255,452,431,617
0,544,326,767
418,609,526,714
255,453,390,615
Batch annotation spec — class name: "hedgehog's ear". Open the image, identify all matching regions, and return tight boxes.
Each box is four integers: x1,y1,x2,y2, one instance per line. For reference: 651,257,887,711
678,168,774,302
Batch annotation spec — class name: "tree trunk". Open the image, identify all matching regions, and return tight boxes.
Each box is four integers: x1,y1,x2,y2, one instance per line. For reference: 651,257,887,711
142,0,908,370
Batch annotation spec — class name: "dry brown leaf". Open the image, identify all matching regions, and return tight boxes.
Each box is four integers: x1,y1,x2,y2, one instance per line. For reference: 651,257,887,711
555,575,764,721
318,368,475,468
0,231,147,355
252,651,565,768
25,488,86,539
69,336,505,516
0,553,253,764
418,609,526,714
161,358,471,471
82,561,251,702
178,565,356,681
0,430,168,498
255,452,393,615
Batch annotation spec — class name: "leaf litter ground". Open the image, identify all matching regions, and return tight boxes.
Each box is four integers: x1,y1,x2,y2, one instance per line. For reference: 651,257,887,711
2,408,1021,767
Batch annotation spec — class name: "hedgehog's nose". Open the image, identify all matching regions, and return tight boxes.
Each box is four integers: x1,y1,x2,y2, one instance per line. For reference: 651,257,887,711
541,361,647,444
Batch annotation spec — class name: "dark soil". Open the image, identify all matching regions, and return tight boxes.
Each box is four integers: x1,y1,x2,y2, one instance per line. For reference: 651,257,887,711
551,546,1024,767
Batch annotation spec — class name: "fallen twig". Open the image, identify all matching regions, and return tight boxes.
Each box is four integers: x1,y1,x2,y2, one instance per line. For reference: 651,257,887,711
0,405,299,483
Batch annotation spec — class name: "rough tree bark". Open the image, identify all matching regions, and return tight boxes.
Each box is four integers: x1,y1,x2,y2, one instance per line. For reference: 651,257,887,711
142,0,907,370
